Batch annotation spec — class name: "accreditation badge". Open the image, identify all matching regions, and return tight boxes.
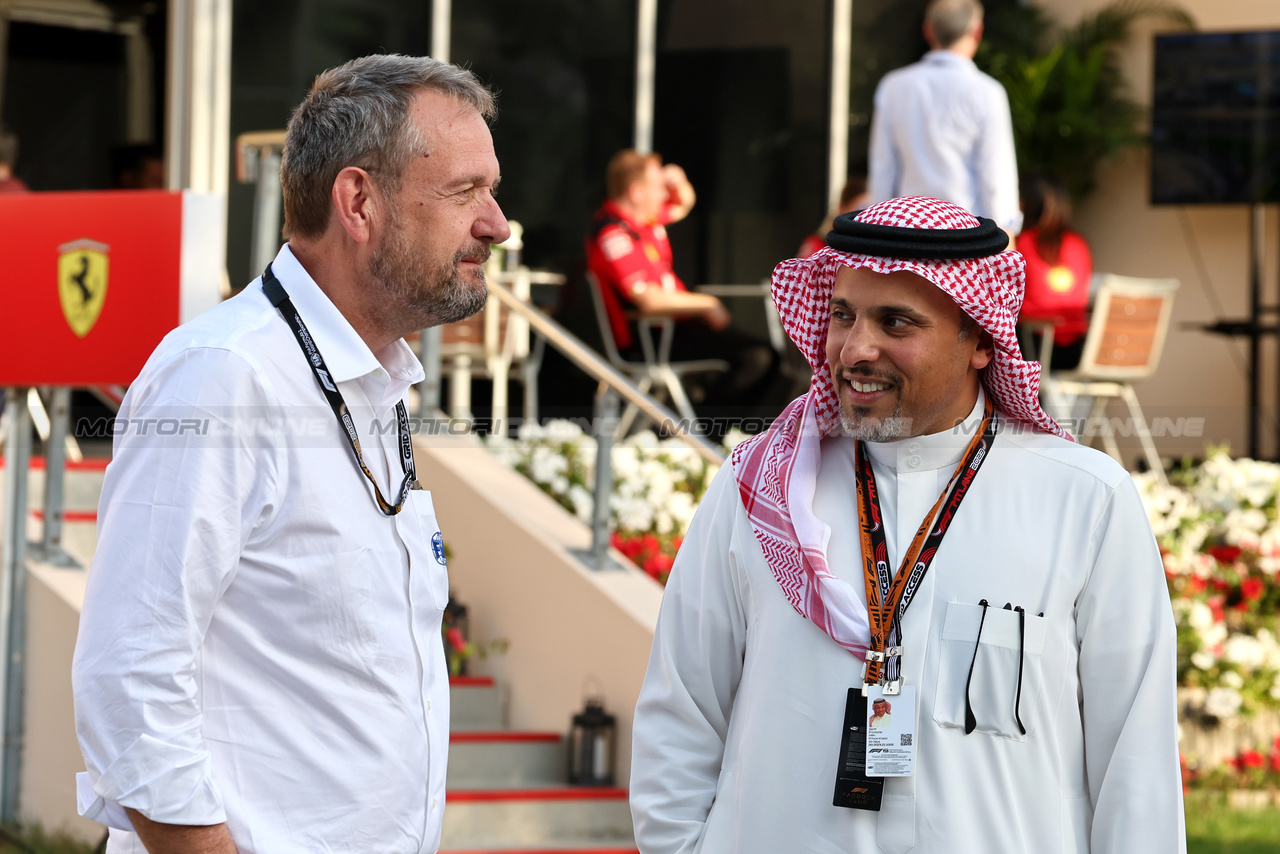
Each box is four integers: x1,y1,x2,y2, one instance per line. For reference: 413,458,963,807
865,685,916,777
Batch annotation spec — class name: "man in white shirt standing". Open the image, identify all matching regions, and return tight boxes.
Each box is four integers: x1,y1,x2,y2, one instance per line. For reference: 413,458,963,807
629,197,1183,853
867,0,1022,236
73,55,509,853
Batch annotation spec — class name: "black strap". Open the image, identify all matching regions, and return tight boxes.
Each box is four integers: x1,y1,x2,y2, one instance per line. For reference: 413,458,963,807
262,264,417,516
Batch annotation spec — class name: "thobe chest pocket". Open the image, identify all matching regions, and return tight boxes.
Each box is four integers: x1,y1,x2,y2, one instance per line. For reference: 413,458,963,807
933,601,1048,741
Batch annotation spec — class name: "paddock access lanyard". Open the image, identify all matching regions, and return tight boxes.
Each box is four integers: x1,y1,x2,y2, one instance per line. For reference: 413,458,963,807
262,264,417,516
856,399,995,692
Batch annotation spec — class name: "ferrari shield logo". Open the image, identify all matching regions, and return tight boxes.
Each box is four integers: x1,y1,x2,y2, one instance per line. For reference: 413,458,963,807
57,239,109,337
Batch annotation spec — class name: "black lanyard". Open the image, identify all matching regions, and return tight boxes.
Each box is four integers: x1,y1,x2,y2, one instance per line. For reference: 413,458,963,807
855,400,996,687
262,264,417,516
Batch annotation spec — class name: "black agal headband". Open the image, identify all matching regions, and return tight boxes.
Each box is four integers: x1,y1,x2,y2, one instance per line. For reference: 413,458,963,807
826,211,1009,259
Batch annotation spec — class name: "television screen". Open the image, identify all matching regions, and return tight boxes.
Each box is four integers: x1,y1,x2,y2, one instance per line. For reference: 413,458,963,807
1151,31,1280,205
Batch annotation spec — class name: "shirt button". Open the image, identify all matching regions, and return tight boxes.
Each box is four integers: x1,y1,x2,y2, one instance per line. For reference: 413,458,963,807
908,443,921,453
427,700,432,711
907,455,922,468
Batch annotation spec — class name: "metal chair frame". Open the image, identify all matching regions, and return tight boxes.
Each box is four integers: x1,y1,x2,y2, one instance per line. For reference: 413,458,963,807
585,272,728,436
1036,273,1180,483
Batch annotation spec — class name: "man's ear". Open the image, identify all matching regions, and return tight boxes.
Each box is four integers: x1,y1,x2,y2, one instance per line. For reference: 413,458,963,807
331,166,378,244
971,328,995,371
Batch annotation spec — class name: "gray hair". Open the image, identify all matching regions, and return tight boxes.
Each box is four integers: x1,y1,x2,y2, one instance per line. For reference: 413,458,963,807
281,54,496,240
925,0,983,49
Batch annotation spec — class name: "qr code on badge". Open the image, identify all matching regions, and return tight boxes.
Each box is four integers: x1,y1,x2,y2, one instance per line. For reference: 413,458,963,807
900,733,913,746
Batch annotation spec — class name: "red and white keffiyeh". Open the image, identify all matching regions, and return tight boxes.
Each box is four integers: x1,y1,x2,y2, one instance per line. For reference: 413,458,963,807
731,196,1068,658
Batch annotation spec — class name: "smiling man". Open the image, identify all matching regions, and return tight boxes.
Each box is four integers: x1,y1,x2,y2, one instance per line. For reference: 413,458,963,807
73,55,508,854
630,197,1183,853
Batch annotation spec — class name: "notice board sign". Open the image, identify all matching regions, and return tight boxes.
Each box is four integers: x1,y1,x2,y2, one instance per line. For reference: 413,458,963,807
0,190,224,385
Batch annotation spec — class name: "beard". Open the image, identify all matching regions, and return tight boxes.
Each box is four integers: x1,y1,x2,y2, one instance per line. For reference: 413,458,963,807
835,367,907,441
368,207,490,330
840,403,907,442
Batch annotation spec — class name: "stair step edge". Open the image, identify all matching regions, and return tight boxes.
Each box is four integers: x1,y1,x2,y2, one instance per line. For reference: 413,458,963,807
447,787,628,802
450,731,561,743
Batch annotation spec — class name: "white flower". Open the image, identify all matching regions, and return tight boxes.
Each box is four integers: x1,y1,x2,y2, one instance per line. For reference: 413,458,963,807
1221,670,1245,689
567,484,594,522
1204,686,1244,718
544,419,586,442
1187,601,1215,631
1224,634,1267,672
529,446,567,484
613,494,654,532
1191,650,1217,671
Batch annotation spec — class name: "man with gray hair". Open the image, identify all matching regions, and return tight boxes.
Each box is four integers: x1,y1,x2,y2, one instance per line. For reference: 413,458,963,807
867,0,1022,235
73,54,508,853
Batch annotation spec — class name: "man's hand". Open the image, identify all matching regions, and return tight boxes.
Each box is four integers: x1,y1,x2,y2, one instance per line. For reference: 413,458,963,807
704,298,732,331
125,808,238,854
662,164,696,223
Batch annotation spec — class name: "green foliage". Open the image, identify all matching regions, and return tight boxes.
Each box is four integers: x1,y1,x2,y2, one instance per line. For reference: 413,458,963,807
976,1,1194,199
0,824,98,854
1185,791,1280,853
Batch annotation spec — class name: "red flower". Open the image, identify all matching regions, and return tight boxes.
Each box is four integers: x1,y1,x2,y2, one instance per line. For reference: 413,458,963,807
1211,578,1232,593
446,627,467,652
1242,749,1266,770
1270,751,1280,774
641,552,673,581
1208,596,1226,624
1186,576,1207,594
1209,545,1242,564
1241,577,1266,601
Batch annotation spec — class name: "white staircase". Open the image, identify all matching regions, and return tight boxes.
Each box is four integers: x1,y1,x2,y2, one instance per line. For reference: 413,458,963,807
443,676,638,853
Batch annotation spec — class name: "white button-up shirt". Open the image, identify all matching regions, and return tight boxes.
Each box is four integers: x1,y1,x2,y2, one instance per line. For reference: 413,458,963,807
868,51,1023,232
631,395,1184,853
73,244,450,853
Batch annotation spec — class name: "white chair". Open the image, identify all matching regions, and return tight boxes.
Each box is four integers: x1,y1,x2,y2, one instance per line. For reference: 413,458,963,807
1039,274,1180,483
585,272,728,435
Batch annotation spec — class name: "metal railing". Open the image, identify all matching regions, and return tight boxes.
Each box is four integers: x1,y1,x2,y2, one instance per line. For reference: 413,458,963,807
483,281,725,569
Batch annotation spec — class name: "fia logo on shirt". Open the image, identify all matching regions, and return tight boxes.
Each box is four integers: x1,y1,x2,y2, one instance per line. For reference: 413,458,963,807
431,531,447,565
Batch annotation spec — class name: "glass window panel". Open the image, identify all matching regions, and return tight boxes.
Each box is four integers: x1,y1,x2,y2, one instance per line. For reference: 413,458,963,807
654,0,828,285
228,0,434,283
451,0,635,273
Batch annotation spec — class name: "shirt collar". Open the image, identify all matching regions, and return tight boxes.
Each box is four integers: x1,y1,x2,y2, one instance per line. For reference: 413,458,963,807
863,388,986,472
266,244,424,389
922,49,975,68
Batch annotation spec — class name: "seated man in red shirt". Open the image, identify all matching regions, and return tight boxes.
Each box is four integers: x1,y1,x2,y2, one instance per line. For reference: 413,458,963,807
586,150,782,428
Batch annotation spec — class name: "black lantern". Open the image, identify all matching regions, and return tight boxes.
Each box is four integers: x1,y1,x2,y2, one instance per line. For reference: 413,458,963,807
568,698,616,786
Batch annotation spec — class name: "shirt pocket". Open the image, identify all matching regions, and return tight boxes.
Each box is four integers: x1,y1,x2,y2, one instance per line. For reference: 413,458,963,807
402,489,450,611
932,601,1047,741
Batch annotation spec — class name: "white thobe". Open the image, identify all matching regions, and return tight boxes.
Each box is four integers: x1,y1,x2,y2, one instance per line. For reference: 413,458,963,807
867,51,1023,233
631,396,1185,853
73,244,451,853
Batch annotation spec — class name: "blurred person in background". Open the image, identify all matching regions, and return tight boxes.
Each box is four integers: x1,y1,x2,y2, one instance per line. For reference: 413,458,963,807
586,149,784,429
1016,175,1092,371
798,175,869,258
866,0,1021,238
0,126,29,193
111,143,166,190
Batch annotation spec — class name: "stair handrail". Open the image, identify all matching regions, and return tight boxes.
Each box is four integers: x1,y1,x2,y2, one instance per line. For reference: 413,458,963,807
485,281,726,569
485,281,725,467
